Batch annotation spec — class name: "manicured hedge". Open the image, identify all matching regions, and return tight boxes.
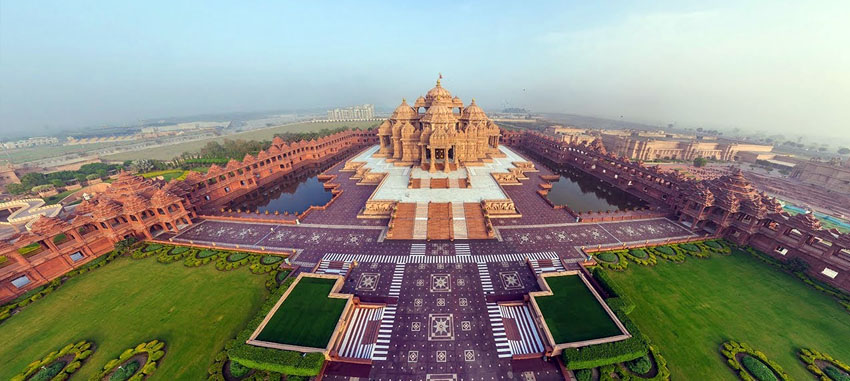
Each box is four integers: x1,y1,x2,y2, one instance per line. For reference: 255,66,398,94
591,267,635,315
260,255,283,265
227,253,250,262
10,340,95,381
606,345,671,381
598,252,619,263
91,339,166,381
629,249,648,259
574,368,592,381
227,277,325,376
799,347,850,381
825,366,850,381
742,355,778,381
0,255,8,267
627,354,652,374
562,308,647,370
720,341,790,381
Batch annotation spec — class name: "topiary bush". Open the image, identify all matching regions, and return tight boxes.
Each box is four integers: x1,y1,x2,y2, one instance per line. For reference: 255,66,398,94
574,368,592,381
10,340,95,381
108,359,140,381
648,244,687,262
598,252,618,263
627,354,653,374
799,347,850,381
629,249,648,259
825,366,850,381
260,255,283,265
720,341,790,381
91,339,166,380
229,360,251,378
742,355,778,381
29,360,67,381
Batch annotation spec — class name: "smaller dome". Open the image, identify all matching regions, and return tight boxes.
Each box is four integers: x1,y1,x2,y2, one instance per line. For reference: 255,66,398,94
421,104,457,124
461,99,487,120
391,99,417,120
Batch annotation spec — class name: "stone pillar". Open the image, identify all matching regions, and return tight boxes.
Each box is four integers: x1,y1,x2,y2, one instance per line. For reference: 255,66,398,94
429,147,436,173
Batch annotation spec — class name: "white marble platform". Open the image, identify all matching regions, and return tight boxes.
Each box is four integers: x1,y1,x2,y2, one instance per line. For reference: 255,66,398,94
349,145,527,203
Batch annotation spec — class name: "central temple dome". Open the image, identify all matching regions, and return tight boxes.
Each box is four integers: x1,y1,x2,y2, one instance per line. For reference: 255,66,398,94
425,79,452,103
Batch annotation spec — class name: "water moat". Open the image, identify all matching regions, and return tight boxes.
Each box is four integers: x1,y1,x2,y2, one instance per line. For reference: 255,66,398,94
546,166,647,213
230,175,333,215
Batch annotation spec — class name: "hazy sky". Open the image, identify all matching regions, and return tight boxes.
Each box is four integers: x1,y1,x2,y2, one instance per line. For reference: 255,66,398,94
1,1,848,139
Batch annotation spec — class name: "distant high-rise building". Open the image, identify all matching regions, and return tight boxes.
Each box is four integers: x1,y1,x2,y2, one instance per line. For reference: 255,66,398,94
327,104,375,121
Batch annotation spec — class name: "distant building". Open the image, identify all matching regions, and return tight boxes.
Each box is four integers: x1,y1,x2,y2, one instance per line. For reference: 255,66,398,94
541,127,773,162
0,164,20,191
327,104,375,121
2,137,59,149
791,159,850,194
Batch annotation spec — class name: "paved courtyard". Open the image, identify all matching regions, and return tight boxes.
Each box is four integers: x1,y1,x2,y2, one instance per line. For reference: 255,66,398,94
164,147,703,380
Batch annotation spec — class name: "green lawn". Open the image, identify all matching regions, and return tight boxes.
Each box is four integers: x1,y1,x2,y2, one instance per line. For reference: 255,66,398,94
536,275,623,343
605,250,850,379
104,120,380,161
0,257,268,380
255,277,346,348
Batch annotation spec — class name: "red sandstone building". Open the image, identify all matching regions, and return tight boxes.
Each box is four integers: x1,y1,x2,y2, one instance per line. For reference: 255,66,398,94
0,130,377,301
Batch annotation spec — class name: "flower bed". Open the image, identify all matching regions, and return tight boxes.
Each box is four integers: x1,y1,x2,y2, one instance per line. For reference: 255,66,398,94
91,339,167,380
799,347,850,381
720,341,790,381
10,340,94,381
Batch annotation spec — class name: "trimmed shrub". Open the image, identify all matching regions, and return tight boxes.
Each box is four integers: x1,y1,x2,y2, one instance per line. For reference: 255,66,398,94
10,340,94,381
91,340,166,380
227,277,325,376
799,347,850,381
260,255,283,265
679,243,700,252
229,360,251,378
720,341,790,381
227,253,249,262
562,309,647,370
29,360,67,381
574,368,592,381
742,355,778,381
598,252,618,263
655,245,674,255
629,248,648,258
197,249,218,258
825,366,850,381
108,359,140,381
627,354,652,374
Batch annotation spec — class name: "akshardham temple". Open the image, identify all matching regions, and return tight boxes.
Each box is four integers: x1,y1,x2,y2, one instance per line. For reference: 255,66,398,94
376,78,502,171
2,79,849,381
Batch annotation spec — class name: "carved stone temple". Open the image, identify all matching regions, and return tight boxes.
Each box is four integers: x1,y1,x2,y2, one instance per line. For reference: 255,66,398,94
376,78,503,172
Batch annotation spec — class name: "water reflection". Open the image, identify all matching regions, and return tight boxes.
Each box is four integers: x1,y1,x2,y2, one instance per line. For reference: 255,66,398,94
545,167,647,213
230,175,333,215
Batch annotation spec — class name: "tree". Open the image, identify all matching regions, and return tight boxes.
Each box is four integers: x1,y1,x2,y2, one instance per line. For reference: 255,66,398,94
693,157,708,168
838,147,850,155
5,183,28,195
132,159,155,173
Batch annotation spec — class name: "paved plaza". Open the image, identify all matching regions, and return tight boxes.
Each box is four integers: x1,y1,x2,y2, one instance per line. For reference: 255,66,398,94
162,145,703,380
